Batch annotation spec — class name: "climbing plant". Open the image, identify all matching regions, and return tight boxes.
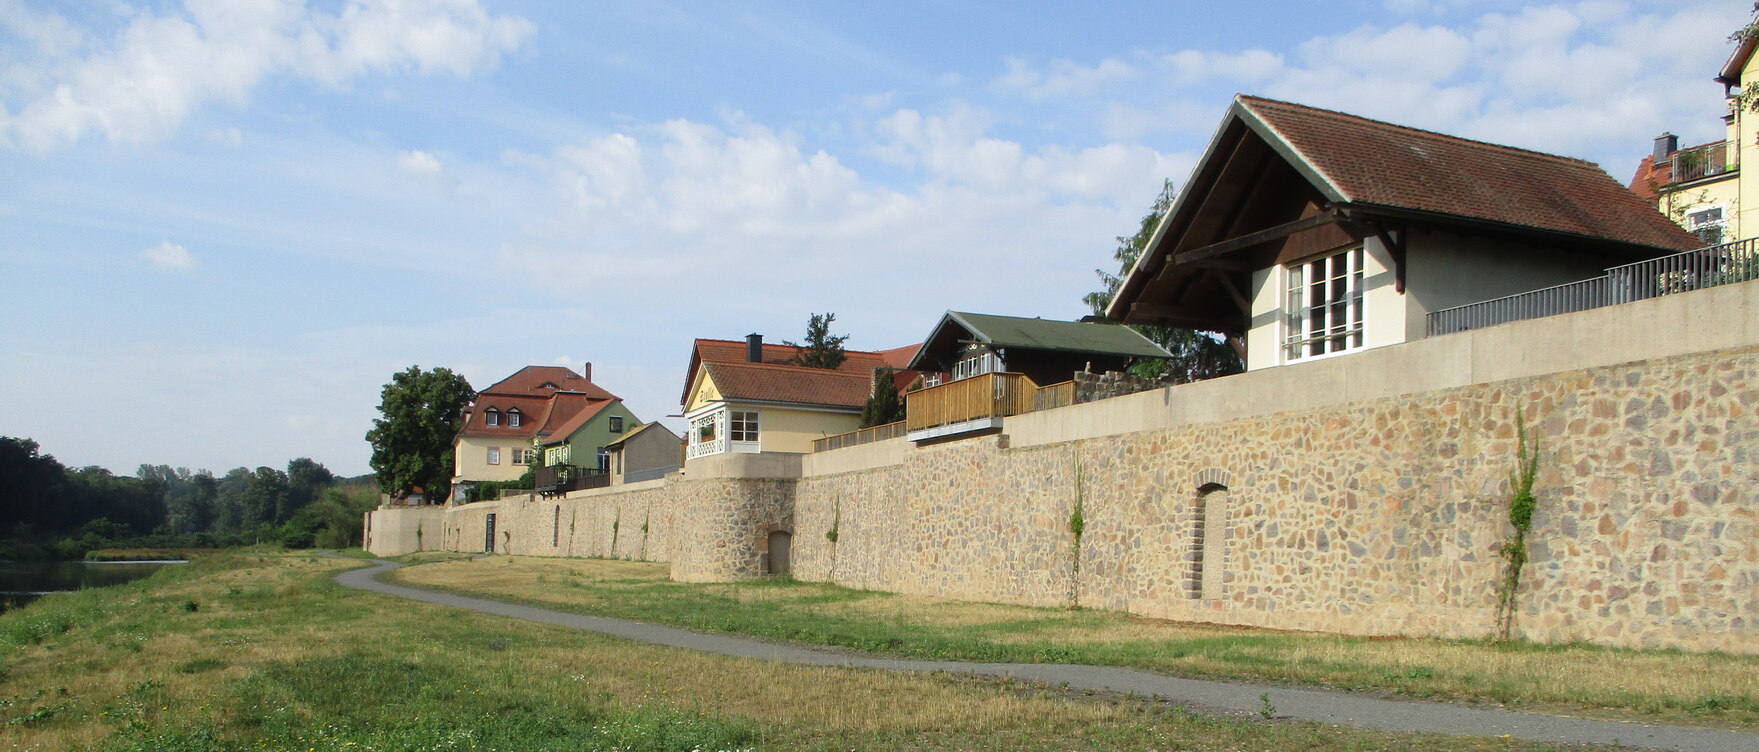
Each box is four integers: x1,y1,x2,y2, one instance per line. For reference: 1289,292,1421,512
610,508,622,559
826,495,842,579
1494,412,1541,642
1068,456,1087,609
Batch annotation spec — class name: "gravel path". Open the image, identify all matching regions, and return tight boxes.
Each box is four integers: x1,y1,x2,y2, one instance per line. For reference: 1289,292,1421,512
333,558,1759,752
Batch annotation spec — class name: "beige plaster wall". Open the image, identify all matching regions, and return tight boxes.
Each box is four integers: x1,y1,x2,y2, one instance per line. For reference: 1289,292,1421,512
453,435,531,483
363,506,447,557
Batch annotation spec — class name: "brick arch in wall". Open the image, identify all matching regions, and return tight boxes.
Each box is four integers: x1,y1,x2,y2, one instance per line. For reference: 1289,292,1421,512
1190,468,1232,601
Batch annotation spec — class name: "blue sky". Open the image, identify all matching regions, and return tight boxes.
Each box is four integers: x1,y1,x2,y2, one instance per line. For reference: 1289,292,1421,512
1,0,1749,477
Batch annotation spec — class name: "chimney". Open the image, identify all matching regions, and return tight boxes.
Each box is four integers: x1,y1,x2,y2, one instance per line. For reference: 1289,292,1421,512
582,361,592,380
746,333,763,363
1653,132,1679,165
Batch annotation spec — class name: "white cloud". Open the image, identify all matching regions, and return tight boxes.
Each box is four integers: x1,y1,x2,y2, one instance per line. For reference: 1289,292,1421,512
397,148,442,176
1,0,534,152
205,126,240,145
992,55,1137,100
141,240,194,269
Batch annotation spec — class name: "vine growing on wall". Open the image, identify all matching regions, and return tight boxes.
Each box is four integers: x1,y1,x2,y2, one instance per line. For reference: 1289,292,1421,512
1495,412,1541,642
610,508,622,559
826,495,842,579
1068,456,1087,609
639,510,650,560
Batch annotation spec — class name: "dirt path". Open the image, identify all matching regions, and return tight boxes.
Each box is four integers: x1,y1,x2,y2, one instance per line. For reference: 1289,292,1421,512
333,557,1758,752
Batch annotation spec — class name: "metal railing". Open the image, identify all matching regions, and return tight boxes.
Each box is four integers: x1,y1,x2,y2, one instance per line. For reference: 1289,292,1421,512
812,420,906,452
535,464,608,497
1427,239,1759,335
1668,141,1739,184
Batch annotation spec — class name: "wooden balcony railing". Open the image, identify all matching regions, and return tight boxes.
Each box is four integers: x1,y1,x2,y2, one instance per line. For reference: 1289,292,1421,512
901,372,1078,436
812,420,906,452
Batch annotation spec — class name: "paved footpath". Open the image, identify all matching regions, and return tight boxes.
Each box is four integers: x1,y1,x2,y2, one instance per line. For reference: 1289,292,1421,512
333,558,1758,752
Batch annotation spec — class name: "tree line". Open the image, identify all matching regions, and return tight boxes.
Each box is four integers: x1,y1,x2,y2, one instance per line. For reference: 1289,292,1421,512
0,437,376,560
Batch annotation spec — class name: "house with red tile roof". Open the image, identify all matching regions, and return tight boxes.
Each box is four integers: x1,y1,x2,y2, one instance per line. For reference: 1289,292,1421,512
451,364,641,501
1630,24,1753,246
680,335,908,459
1107,95,1699,372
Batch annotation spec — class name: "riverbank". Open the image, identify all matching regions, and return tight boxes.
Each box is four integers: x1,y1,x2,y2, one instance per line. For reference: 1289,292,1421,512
2,551,1602,751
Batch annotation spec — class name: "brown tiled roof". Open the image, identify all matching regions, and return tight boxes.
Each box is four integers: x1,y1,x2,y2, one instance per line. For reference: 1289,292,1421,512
458,394,554,439
480,365,617,401
701,361,871,410
1239,95,1701,252
535,398,614,446
681,337,891,405
1628,154,1668,203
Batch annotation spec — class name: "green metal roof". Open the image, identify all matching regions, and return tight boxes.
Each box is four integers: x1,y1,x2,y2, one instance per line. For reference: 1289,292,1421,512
906,311,1170,371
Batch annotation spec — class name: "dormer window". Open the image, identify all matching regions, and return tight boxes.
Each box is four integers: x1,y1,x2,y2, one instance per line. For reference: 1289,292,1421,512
508,409,522,428
485,408,500,427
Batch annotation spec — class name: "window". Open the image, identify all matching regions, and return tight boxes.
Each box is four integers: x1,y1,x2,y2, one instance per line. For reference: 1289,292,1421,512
694,415,717,442
609,416,624,433
1284,246,1364,361
952,345,1002,381
485,408,499,427
596,447,609,472
487,447,501,465
508,409,522,428
922,373,943,388
511,448,532,465
730,410,759,442
1686,205,1726,245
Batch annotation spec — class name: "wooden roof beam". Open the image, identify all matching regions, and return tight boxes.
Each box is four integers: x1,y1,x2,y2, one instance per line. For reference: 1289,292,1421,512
1172,208,1344,267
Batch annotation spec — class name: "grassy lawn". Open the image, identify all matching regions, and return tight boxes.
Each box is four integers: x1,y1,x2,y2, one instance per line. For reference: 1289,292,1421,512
391,555,1759,732
0,551,1600,751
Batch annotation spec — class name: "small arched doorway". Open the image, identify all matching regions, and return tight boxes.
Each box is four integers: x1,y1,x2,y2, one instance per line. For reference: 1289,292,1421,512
766,530,792,575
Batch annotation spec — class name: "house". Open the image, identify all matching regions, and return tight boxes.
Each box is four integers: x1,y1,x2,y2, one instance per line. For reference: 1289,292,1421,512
681,335,893,459
1630,28,1755,245
899,311,1171,441
1106,95,1700,372
605,422,684,484
905,311,1169,386
451,364,641,501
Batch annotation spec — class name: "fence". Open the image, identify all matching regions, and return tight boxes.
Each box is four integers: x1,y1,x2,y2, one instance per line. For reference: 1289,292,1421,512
812,421,906,453
1426,239,1759,336
1669,140,1738,184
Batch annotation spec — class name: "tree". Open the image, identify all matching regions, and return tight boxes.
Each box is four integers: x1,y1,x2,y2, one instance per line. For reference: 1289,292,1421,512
859,368,905,428
365,366,474,502
784,313,849,370
1084,179,1244,382
284,457,334,521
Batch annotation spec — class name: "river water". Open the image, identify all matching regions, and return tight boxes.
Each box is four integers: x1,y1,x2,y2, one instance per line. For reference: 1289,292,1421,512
0,560,183,615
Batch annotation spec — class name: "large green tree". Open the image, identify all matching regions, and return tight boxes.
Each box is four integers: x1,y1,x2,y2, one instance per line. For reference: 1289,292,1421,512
784,312,849,370
366,366,474,501
859,368,906,428
1085,179,1243,382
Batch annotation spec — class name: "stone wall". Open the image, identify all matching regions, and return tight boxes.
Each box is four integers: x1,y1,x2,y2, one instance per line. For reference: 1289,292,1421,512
794,346,1759,652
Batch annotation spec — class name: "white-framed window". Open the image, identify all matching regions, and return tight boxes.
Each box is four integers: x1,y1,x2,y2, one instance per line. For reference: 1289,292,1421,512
730,410,759,442
952,345,1003,381
485,408,499,427
1685,205,1726,246
511,448,532,465
609,416,624,433
922,373,943,388
487,447,501,465
596,447,609,471
546,445,570,466
507,409,521,428
1284,246,1365,362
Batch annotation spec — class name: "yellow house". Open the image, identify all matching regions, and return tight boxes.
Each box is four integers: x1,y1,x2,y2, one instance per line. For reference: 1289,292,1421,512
680,335,890,459
1633,24,1759,245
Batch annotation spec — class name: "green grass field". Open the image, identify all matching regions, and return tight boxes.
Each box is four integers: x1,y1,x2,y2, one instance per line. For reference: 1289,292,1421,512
0,550,1603,751
392,554,1759,732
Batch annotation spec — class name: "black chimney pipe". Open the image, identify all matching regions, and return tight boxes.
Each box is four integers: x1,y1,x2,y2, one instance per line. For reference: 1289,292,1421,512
746,333,763,363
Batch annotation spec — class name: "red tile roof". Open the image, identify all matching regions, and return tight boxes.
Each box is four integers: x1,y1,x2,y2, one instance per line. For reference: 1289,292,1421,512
480,365,617,401
701,361,873,410
1627,155,1668,203
458,394,556,439
1239,95,1701,252
535,398,615,446
680,337,891,405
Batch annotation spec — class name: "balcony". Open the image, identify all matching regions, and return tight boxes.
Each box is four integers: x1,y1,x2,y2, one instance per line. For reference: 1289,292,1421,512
1667,141,1738,185
1426,238,1759,335
903,372,1074,441
534,464,609,498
